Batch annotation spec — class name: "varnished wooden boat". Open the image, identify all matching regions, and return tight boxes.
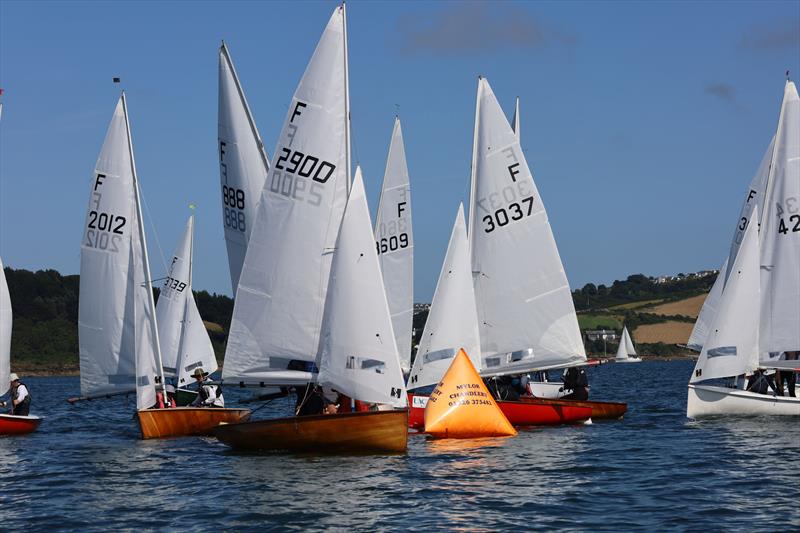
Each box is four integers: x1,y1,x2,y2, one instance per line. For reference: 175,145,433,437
519,397,628,420
137,407,251,439
407,393,591,429
0,414,42,436
214,409,409,453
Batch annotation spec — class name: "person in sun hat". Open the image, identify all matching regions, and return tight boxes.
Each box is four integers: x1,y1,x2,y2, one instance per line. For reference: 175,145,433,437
6,373,31,416
189,367,224,408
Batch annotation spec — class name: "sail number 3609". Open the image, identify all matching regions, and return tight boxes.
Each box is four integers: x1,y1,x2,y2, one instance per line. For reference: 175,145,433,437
483,196,534,233
376,233,410,255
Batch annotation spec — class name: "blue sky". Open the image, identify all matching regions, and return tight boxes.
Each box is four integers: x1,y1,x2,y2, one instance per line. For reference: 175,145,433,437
1,0,798,301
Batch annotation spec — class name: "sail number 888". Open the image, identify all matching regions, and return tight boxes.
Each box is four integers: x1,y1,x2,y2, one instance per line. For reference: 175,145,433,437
222,186,246,232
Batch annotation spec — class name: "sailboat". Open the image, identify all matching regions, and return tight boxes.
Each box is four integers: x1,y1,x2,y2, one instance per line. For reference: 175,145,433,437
0,258,42,435
153,214,219,406
218,41,270,293
614,327,641,363
215,5,409,453
375,117,414,374
687,80,800,417
405,205,591,428
75,94,249,438
688,137,774,351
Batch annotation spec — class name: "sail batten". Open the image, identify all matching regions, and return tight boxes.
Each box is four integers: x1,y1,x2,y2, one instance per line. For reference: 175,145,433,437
375,118,414,372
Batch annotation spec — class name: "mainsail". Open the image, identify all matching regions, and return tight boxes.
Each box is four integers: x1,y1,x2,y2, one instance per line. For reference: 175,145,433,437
469,78,586,376
218,42,270,293
690,210,761,382
155,215,217,386
407,204,481,390
224,6,350,385
78,95,163,410
0,258,11,396
758,81,800,363
375,117,414,372
317,169,407,407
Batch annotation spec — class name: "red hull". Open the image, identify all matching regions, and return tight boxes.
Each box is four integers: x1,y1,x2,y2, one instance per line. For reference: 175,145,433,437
518,397,628,420
0,414,41,435
407,393,591,429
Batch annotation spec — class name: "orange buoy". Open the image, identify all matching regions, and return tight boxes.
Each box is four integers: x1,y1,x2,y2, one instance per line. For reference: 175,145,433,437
424,349,517,439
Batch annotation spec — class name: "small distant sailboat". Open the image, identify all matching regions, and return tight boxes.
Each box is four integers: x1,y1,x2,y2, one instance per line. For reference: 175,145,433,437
687,80,800,417
614,327,641,363
75,94,249,437
216,5,408,453
154,213,219,405
218,41,270,293
0,258,42,435
375,117,414,373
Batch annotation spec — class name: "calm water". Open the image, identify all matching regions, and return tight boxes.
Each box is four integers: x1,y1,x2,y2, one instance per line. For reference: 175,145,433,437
1,360,797,531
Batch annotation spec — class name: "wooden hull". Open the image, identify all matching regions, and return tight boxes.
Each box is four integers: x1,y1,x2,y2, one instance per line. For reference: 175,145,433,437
137,407,251,439
519,397,628,420
214,410,409,453
687,384,800,417
408,393,591,429
0,414,41,436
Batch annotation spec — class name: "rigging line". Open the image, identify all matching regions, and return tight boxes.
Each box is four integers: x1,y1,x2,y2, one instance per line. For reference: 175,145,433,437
139,187,169,275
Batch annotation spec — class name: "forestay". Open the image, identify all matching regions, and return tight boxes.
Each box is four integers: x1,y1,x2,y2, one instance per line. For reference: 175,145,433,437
224,7,349,385
759,81,800,363
375,117,414,372
690,209,761,383
218,42,270,293
407,204,481,390
317,169,407,407
78,95,160,410
0,258,11,396
155,215,217,386
469,78,585,376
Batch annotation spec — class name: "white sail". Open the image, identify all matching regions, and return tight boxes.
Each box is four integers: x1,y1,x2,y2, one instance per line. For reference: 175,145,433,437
759,81,800,362
317,169,407,407
407,204,481,390
615,332,628,360
690,209,761,383
0,258,11,396
156,215,217,385
79,95,161,410
687,260,727,351
469,78,586,376
623,326,637,356
511,96,520,141
224,6,349,385
218,42,270,293
375,117,414,372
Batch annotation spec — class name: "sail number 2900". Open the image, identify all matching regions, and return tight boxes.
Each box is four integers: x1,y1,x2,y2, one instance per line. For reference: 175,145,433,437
274,148,335,183
483,196,534,233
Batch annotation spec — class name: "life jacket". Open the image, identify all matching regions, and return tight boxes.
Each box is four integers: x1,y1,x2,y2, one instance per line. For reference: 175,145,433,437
12,383,31,414
198,382,222,404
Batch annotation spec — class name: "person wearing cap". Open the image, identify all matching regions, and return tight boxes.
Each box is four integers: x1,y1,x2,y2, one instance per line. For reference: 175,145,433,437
190,368,224,408
6,373,31,416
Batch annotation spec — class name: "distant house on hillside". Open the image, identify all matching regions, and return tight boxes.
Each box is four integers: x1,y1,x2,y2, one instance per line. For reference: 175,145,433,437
585,329,618,342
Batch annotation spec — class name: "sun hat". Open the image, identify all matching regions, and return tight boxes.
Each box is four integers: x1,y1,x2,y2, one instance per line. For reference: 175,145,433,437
9,373,19,382
192,368,209,379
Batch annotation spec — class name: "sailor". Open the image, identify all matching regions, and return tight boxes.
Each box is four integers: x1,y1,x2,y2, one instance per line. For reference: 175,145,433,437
775,351,798,397
190,368,224,408
560,367,589,401
294,384,336,416
745,369,778,395
7,373,31,416
165,384,178,407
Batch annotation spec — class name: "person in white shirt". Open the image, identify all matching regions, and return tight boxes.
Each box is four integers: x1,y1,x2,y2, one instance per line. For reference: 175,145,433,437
7,373,31,416
189,368,224,408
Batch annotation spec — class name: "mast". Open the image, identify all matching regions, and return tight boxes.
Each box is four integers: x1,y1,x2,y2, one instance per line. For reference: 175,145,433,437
342,2,352,192
219,41,270,173
467,76,482,238
121,91,168,399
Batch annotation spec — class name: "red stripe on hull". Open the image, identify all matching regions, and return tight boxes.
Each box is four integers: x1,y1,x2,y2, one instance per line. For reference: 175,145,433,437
0,414,41,435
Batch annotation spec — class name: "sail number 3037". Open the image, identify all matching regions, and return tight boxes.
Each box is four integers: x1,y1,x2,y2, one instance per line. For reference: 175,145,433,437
222,185,246,233
483,196,534,233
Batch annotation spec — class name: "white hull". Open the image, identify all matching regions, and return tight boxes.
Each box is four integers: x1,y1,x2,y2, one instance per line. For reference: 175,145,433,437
687,384,800,417
615,357,641,363
528,382,566,399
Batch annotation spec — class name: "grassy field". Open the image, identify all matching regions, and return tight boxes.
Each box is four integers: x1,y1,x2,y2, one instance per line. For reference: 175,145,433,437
633,321,694,344
606,299,664,311
578,313,621,330
646,294,706,318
